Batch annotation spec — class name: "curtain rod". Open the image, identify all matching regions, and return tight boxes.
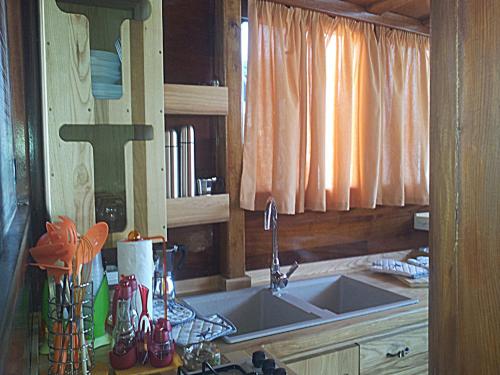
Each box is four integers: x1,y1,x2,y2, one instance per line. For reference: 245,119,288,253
265,0,430,37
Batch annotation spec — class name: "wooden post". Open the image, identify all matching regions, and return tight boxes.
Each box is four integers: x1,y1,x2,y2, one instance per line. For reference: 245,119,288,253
215,0,249,286
430,1,500,373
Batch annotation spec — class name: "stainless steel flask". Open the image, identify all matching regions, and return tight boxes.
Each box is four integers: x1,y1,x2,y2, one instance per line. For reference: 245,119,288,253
180,125,195,197
169,129,179,198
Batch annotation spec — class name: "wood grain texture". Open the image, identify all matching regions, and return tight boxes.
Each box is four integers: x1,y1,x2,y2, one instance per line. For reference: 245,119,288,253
131,0,167,239
359,326,428,374
246,206,428,270
40,1,96,233
430,1,500,374
217,0,246,279
268,0,429,35
40,0,166,243
166,194,230,228
164,84,228,115
287,345,359,375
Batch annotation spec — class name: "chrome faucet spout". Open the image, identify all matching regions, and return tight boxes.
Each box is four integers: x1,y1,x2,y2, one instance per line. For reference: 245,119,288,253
264,197,298,293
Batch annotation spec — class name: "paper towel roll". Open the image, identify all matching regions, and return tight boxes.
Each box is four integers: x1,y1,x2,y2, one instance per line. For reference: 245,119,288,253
117,239,154,316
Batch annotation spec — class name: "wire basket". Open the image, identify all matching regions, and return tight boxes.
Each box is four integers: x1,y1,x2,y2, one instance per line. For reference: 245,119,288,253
47,280,95,375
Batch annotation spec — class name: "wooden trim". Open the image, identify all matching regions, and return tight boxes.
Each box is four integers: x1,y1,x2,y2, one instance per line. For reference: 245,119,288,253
368,0,411,15
220,275,252,291
267,0,429,36
176,275,224,296
166,194,230,228
285,343,359,364
164,84,229,115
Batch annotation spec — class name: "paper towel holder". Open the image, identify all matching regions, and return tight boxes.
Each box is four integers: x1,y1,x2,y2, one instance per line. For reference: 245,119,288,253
126,230,169,320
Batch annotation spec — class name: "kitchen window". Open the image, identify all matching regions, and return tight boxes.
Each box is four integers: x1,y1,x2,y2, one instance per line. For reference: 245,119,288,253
240,0,429,214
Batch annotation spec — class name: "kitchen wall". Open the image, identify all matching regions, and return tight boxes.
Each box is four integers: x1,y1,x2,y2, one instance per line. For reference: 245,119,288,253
164,0,429,279
246,206,428,270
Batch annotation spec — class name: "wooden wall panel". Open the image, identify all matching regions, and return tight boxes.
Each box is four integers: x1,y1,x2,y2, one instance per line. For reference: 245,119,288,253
167,225,220,280
246,206,428,270
163,0,216,85
430,0,500,374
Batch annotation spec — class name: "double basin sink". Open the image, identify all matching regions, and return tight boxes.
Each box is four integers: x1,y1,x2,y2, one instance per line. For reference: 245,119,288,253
182,275,418,343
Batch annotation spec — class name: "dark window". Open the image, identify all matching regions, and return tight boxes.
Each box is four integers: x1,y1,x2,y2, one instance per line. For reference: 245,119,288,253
0,0,16,236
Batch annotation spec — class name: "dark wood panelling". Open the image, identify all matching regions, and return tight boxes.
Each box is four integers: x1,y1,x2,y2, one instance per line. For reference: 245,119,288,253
167,225,220,280
246,206,428,270
163,0,216,85
430,0,500,373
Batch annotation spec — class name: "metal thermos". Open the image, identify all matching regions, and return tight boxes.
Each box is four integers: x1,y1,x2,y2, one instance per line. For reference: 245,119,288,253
180,125,195,197
165,129,179,198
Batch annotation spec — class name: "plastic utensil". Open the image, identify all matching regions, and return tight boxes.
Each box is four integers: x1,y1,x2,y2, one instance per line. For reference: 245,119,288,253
29,241,67,265
83,222,108,259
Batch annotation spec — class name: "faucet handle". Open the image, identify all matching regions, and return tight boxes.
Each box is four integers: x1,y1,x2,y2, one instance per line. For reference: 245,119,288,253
286,261,299,280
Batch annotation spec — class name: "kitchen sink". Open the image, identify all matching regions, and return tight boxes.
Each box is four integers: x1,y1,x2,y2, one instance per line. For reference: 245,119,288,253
182,275,418,343
282,275,416,315
182,287,324,343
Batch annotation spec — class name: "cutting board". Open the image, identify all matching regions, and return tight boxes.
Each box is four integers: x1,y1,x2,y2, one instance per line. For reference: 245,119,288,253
395,275,429,288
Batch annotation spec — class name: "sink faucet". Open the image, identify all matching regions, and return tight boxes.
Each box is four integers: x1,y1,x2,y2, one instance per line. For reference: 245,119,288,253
264,197,299,293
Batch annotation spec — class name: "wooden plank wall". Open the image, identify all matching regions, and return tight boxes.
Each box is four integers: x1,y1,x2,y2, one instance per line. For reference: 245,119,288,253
430,0,500,373
246,206,428,270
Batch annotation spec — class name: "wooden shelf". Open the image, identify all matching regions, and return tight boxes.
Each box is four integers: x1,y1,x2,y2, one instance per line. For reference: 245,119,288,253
166,194,230,228
164,84,229,115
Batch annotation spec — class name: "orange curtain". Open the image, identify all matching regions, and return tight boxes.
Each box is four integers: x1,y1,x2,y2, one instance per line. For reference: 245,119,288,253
240,0,430,214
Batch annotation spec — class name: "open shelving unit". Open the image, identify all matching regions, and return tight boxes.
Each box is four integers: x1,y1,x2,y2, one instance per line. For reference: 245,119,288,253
163,0,248,288
164,83,231,228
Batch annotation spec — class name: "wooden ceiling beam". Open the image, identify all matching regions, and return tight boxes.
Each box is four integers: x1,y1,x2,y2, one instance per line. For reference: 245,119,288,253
368,0,413,15
267,0,429,36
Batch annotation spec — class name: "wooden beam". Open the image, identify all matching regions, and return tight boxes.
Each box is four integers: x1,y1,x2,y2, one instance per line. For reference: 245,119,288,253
430,0,500,373
215,0,247,279
268,0,429,35
368,0,412,15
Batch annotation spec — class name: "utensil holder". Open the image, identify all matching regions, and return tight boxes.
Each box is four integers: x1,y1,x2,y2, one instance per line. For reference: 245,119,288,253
48,281,94,375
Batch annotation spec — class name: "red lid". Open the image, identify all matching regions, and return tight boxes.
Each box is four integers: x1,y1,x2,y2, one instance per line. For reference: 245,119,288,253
153,318,172,343
119,279,132,299
121,274,138,291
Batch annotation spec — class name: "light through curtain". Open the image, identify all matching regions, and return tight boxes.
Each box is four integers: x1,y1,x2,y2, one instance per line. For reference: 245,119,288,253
240,0,430,214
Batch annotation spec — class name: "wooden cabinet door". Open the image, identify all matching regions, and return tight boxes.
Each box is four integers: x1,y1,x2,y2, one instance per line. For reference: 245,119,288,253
359,326,428,375
287,345,359,375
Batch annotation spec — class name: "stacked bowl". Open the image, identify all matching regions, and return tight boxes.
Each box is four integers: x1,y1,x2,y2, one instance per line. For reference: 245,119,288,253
91,49,122,100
